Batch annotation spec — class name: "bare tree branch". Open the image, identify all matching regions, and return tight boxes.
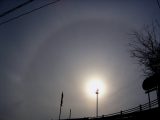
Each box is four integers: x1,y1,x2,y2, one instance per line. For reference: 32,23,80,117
129,22,160,76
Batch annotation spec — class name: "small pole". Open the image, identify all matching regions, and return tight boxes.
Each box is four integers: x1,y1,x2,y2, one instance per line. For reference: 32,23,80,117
139,105,142,112
120,111,123,115
96,89,99,117
157,85,160,108
69,109,71,119
59,92,63,120
148,92,151,109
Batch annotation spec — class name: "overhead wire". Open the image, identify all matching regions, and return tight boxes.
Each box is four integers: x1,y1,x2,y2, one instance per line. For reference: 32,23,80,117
157,0,160,9
0,0,61,26
0,0,34,17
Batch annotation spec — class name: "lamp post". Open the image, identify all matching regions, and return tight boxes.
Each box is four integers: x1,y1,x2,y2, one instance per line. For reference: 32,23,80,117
96,89,99,117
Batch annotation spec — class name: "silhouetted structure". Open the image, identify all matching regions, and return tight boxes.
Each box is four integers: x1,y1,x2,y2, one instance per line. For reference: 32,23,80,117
142,73,160,107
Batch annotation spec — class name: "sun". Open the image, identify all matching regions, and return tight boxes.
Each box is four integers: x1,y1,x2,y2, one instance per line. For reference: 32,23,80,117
85,75,106,99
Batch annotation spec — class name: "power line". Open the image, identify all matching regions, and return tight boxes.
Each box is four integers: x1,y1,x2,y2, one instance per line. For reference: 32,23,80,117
0,0,61,26
157,0,160,9
0,0,34,17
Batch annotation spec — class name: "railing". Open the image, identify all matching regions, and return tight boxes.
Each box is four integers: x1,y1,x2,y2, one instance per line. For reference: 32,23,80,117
89,99,159,119
65,99,159,120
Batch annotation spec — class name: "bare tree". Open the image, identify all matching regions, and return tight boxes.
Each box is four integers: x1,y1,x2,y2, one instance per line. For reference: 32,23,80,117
129,22,160,76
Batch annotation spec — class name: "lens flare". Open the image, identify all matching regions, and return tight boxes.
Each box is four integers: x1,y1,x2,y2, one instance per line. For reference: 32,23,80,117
85,76,106,99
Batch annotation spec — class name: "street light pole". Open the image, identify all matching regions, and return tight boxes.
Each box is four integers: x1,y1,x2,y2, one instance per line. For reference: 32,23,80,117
96,89,99,117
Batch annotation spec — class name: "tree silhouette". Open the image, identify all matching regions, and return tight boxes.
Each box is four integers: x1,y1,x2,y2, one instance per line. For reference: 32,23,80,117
129,22,160,106
129,22,160,76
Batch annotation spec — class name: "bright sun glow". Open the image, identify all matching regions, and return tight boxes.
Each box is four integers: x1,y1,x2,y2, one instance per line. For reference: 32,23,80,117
85,75,106,99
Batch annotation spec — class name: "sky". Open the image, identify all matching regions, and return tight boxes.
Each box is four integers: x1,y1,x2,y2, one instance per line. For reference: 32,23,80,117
0,0,160,120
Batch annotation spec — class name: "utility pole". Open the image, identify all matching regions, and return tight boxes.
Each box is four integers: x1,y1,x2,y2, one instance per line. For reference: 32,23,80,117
96,89,99,117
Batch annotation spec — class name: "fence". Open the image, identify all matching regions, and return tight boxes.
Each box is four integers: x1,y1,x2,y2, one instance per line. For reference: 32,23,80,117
64,99,159,120
89,99,159,119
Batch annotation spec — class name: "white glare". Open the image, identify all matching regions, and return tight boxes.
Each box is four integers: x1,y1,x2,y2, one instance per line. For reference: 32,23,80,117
85,76,106,99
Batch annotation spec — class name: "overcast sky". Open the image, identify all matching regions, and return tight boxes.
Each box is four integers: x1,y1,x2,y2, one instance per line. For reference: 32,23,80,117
0,0,160,120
